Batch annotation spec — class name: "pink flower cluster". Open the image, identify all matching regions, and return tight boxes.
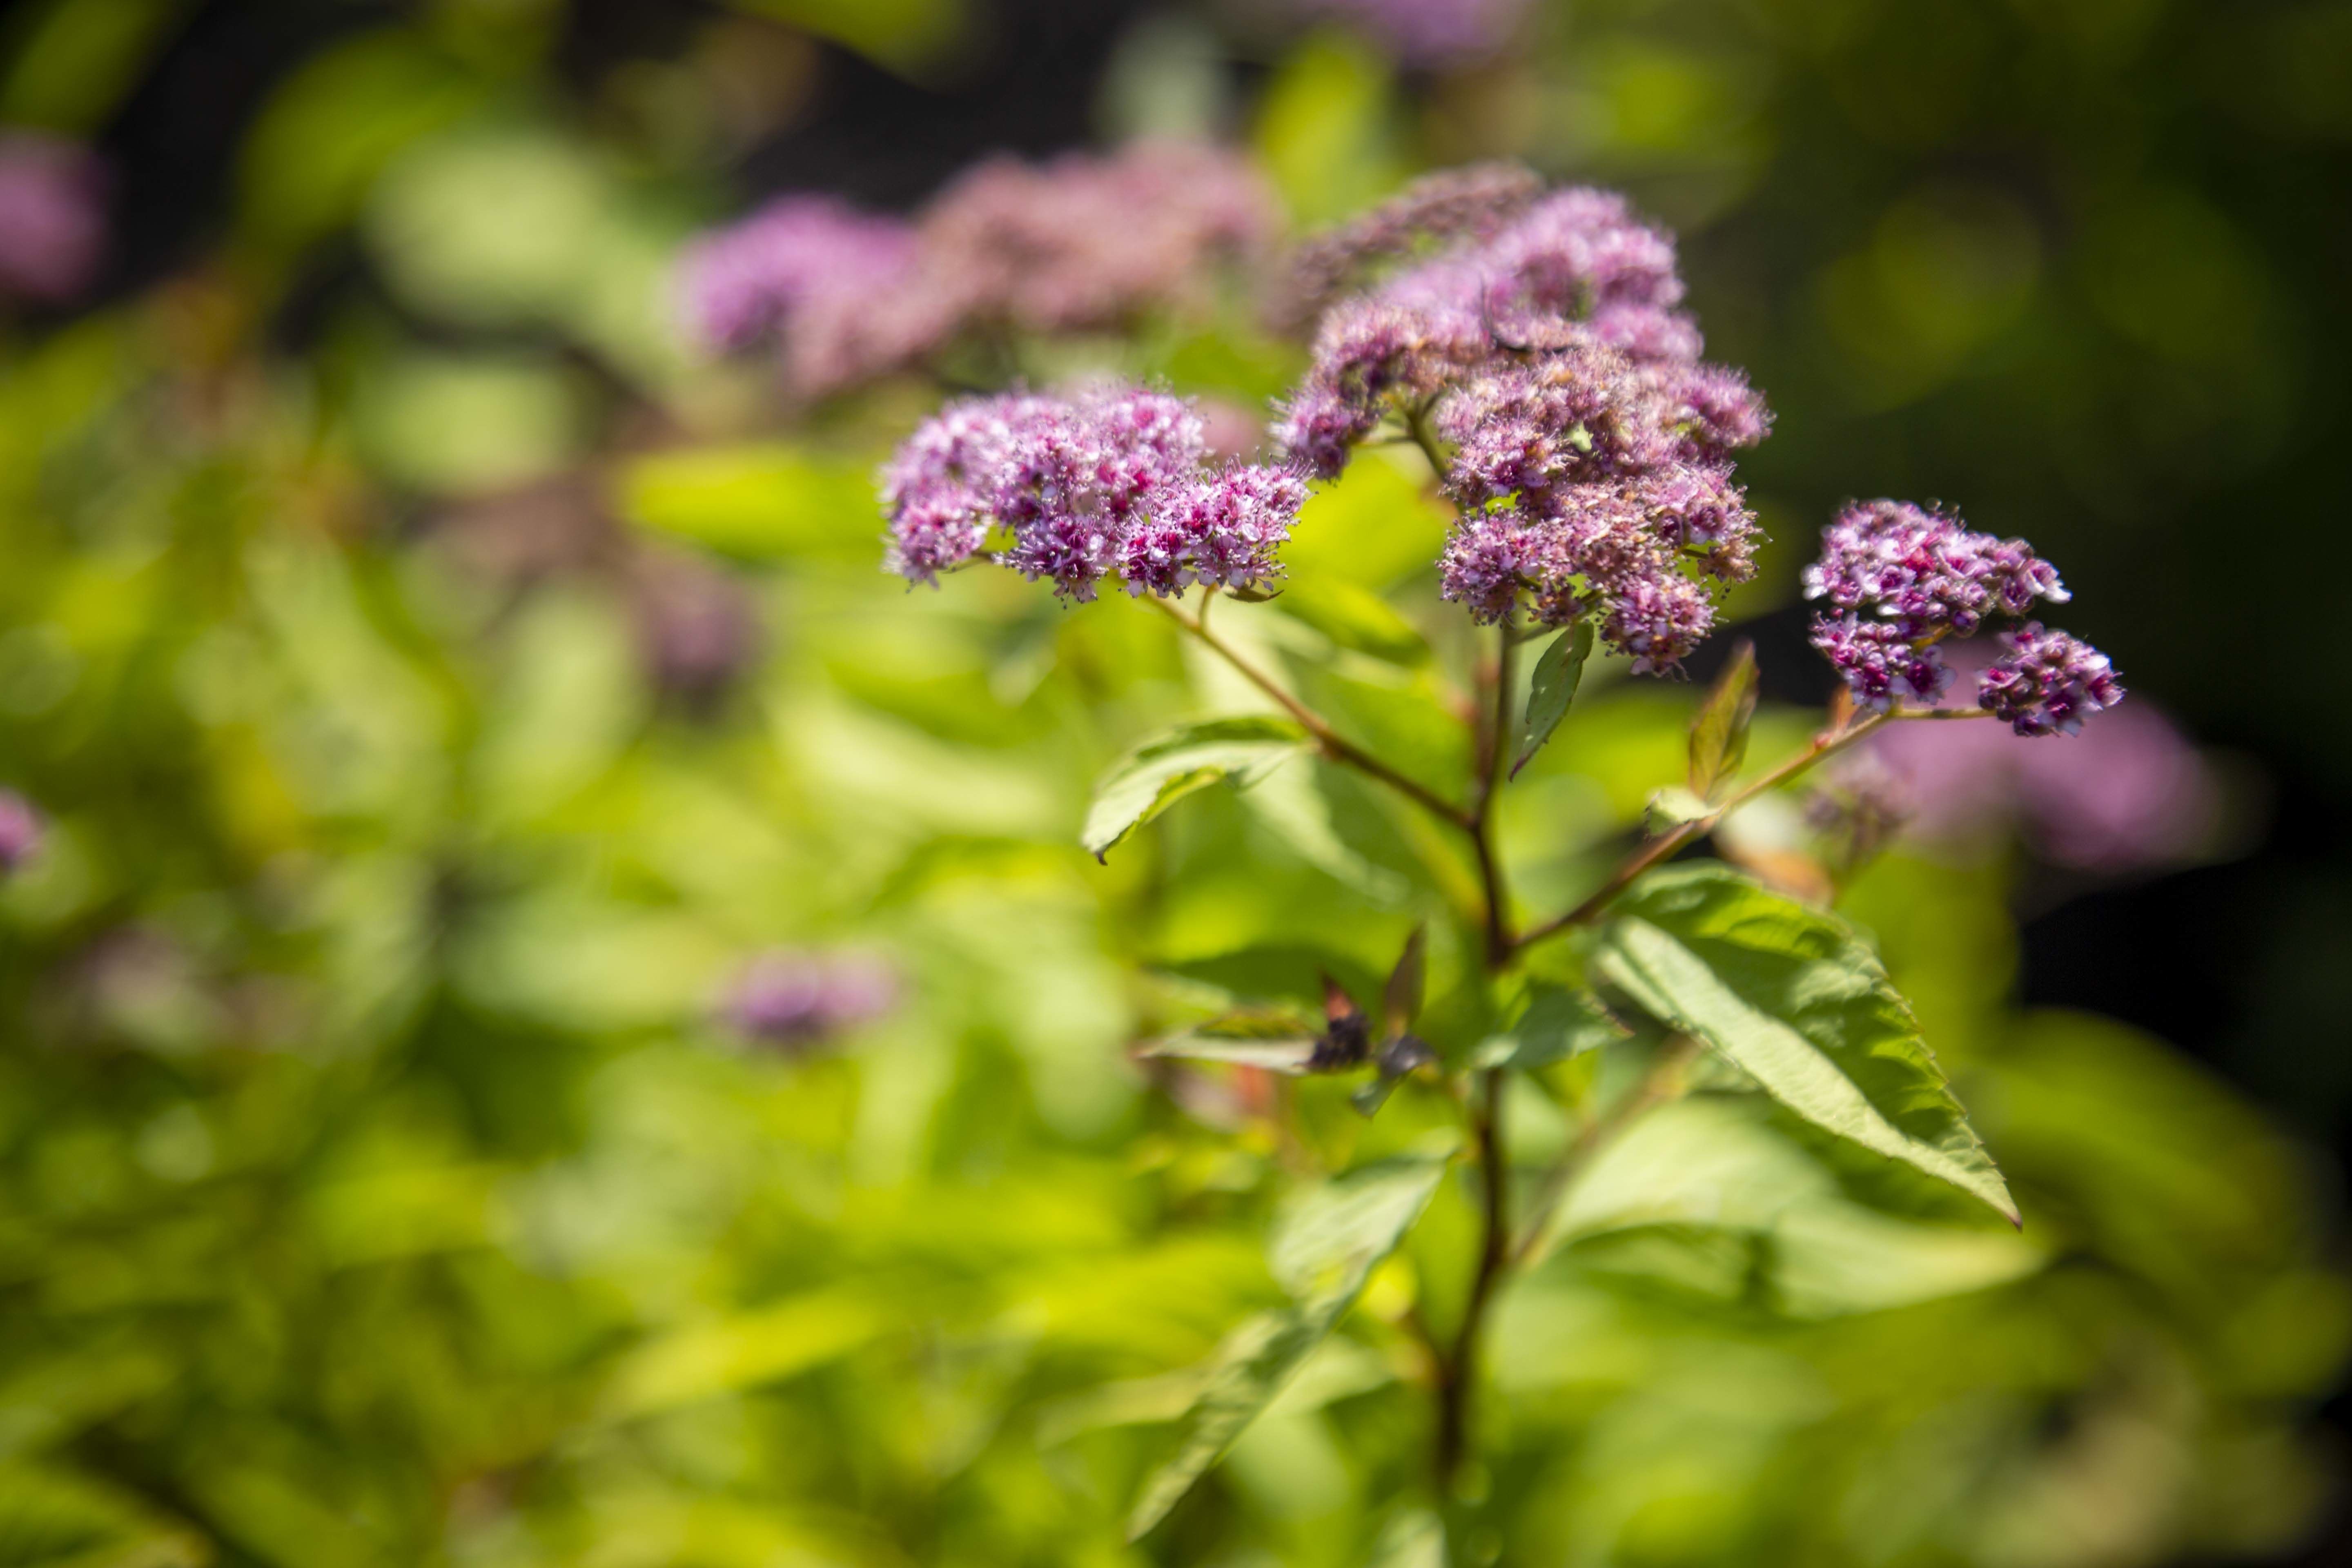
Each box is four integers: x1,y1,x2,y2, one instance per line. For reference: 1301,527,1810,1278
725,950,898,1049
1803,500,2120,734
1274,182,1770,671
884,386,1307,602
0,789,41,873
1288,0,1530,65
680,142,1273,399
0,134,105,305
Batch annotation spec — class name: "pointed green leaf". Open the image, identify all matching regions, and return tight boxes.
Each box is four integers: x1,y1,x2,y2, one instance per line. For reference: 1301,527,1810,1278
1267,1155,1450,1310
1592,864,2017,1223
1381,926,1426,1040
1127,1156,1446,1539
1082,716,1312,860
1687,639,1759,799
1512,619,1594,779
1470,985,1629,1071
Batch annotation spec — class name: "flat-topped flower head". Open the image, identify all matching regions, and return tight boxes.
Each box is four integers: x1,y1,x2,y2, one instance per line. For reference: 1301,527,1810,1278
1804,499,2118,730
1272,178,1769,672
882,384,1305,604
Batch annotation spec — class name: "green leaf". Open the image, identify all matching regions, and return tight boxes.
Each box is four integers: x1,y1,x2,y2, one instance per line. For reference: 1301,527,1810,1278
1512,619,1594,779
1266,1154,1450,1311
1127,1156,1446,1539
1082,717,1312,861
1274,579,1432,665
1243,754,1407,901
599,1292,879,1422
1380,926,1425,1039
619,443,881,561
1138,1007,1324,1074
1592,864,2017,1223
1687,639,1759,799
1470,985,1629,1071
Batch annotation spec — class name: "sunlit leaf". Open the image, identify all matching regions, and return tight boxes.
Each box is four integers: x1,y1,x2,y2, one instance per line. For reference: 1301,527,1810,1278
1688,639,1759,799
1275,579,1432,665
1593,864,2017,1223
1470,985,1628,1071
1082,716,1312,861
1513,619,1593,779
600,1293,879,1422
1127,1156,1446,1538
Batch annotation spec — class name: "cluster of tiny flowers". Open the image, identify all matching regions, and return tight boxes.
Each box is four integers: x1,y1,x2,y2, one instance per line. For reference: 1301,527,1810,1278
1274,182,1770,671
0,789,41,874
1287,0,1530,65
1270,162,1542,333
0,134,105,304
1802,500,2120,734
724,950,898,1049
680,142,1272,399
883,385,1307,602
1975,623,2125,737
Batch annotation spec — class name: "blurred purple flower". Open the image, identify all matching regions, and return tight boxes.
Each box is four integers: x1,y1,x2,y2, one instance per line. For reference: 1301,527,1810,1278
0,789,42,873
679,142,1274,400
724,950,898,1049
1289,0,1530,65
1868,652,2215,872
628,549,763,710
0,134,105,304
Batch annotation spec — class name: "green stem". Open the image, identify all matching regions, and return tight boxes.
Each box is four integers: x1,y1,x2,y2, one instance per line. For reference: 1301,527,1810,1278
1147,594,1470,833
1512,702,1991,953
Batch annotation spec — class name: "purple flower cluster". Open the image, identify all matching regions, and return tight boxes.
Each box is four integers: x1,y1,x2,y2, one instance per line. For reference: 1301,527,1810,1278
1975,623,2125,737
725,950,898,1049
0,134,105,305
681,142,1272,399
1271,163,1542,332
883,385,1307,602
1802,500,2118,733
0,789,41,874
1274,183,1770,671
1288,0,1530,65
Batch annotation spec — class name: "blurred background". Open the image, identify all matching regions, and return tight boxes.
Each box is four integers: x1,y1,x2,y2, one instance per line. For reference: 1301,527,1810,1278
0,0,2348,1564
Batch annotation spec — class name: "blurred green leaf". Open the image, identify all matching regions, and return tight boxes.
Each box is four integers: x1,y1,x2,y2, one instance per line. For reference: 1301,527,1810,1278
728,0,962,77
601,1292,879,1423
1083,715,1311,861
1470,985,1627,1071
620,444,880,561
1274,579,1431,666
1595,864,2017,1222
1129,1156,1446,1538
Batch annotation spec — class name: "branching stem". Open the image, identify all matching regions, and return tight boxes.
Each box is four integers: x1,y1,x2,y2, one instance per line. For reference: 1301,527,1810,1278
1146,594,1470,833
1511,703,1985,952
